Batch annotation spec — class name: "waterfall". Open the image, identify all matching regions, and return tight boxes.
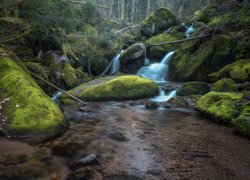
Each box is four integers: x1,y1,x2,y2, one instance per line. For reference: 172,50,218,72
137,51,176,103
110,50,124,75
137,51,175,82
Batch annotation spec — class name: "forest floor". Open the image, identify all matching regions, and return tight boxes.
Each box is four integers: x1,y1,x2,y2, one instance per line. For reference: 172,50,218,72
0,102,250,180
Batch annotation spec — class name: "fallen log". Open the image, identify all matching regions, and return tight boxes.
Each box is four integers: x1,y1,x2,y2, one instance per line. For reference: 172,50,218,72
29,71,87,106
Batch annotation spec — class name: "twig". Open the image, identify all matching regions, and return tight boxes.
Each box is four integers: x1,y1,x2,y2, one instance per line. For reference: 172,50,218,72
29,71,87,106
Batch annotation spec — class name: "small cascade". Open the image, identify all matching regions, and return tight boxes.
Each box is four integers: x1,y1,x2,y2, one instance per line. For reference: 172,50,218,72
110,50,124,75
183,23,195,39
151,87,177,103
52,91,62,101
137,51,175,82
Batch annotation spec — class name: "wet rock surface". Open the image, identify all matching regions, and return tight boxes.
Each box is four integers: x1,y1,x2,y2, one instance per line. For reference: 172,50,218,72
0,102,250,179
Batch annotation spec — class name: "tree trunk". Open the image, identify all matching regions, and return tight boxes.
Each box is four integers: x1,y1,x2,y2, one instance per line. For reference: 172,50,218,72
146,0,151,17
2,0,7,17
109,0,115,19
131,0,136,22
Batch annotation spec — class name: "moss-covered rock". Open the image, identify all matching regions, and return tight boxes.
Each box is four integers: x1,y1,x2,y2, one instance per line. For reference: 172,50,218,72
120,43,146,74
169,35,234,81
0,54,66,137
177,82,210,96
233,102,250,138
147,32,184,60
164,95,201,109
196,92,243,123
60,75,158,102
211,78,238,92
195,5,219,23
140,8,177,37
208,59,250,82
62,64,78,89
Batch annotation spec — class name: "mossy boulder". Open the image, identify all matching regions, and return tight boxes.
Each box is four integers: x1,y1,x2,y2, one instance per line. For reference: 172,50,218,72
211,78,238,92
208,60,250,82
120,43,146,74
233,102,250,138
169,35,234,81
62,64,78,89
0,55,66,137
196,92,243,123
59,75,158,103
147,32,184,60
140,8,177,37
195,5,219,23
177,82,210,96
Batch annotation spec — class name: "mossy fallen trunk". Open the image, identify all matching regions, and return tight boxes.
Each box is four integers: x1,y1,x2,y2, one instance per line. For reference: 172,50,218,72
0,52,67,138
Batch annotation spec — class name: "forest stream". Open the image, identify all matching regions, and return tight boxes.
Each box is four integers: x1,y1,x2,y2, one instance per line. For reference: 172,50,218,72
0,101,250,180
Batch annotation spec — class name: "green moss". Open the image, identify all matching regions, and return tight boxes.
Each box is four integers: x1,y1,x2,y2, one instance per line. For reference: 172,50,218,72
169,35,234,81
233,103,250,138
209,59,250,82
60,75,158,102
177,82,210,96
0,56,66,136
82,24,98,36
196,92,243,123
211,78,238,92
62,64,78,89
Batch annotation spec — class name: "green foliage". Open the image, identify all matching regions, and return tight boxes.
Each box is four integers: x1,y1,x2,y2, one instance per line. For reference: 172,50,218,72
60,75,158,102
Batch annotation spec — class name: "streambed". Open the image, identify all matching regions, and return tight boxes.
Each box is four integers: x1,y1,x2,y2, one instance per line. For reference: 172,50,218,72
0,102,250,180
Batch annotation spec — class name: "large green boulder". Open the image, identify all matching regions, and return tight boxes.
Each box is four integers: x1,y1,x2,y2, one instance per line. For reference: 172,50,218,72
233,102,250,137
0,54,66,137
169,35,234,81
211,78,238,92
140,8,177,37
120,43,146,74
59,75,158,103
196,92,243,123
177,82,210,96
208,60,250,82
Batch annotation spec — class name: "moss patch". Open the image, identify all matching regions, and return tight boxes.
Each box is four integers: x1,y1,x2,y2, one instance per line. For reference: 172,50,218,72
211,78,238,92
62,63,78,89
196,92,243,123
60,75,158,102
0,56,66,136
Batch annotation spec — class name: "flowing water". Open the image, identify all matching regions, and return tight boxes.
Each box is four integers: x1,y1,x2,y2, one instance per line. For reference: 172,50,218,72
0,102,249,179
183,23,195,39
110,50,124,75
137,51,176,102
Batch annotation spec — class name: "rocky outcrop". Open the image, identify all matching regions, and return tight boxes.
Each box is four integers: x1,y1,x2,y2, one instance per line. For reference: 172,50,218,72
169,35,234,82
0,49,66,138
120,43,146,74
59,75,158,103
140,8,177,37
